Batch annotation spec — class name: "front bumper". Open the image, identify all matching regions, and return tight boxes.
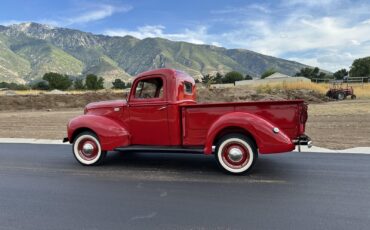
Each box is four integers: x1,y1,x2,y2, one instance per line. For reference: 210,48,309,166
293,135,312,152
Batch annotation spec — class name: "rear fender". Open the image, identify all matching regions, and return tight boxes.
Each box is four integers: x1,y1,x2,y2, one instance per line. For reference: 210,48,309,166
67,115,130,151
204,112,294,154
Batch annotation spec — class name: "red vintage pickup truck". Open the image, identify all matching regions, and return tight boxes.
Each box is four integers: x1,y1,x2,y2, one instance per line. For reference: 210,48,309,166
65,68,311,174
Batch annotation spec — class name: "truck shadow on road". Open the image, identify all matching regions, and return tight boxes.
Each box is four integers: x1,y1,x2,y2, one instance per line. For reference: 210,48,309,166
102,151,289,179
105,151,220,172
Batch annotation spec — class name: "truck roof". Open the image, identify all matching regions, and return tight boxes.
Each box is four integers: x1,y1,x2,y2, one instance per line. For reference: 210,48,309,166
135,68,194,82
132,68,196,103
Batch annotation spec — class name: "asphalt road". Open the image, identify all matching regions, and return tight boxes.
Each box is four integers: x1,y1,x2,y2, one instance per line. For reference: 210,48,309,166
0,144,369,230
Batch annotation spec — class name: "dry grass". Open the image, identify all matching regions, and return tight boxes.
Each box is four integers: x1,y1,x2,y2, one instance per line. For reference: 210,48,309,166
255,81,327,94
0,89,128,96
352,84,370,98
255,82,370,99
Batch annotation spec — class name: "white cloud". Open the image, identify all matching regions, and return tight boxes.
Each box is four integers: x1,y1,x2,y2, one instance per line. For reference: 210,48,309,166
0,3,132,27
362,19,370,24
205,1,370,71
105,25,210,45
211,3,271,14
243,17,370,55
238,17,369,71
282,0,338,7
65,4,132,25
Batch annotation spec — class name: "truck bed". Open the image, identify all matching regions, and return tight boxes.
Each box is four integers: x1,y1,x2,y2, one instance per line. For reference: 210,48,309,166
180,100,306,146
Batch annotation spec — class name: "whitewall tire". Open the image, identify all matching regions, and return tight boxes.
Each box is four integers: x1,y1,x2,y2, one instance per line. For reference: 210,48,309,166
216,134,257,174
72,132,106,166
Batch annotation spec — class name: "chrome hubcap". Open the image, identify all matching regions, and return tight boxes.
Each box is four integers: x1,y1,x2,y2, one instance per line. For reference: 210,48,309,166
228,147,243,162
82,143,94,155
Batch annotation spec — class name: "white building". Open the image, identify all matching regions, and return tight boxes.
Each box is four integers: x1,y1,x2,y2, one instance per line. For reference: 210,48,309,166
235,72,310,86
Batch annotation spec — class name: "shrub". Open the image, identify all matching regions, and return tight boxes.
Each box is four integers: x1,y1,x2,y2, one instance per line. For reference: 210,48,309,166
42,72,72,90
85,74,104,90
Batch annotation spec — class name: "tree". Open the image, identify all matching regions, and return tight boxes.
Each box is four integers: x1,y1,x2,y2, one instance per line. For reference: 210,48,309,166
222,71,244,83
201,74,214,88
261,68,276,79
32,81,49,90
112,79,126,89
295,67,324,79
349,57,370,77
318,72,327,79
0,82,29,90
85,74,104,90
333,69,348,80
125,82,132,88
74,78,85,90
42,72,72,90
245,74,253,80
214,72,223,84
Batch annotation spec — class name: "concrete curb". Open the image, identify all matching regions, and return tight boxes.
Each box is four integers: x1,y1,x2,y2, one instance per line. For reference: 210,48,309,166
294,146,370,154
0,138,68,145
0,138,369,154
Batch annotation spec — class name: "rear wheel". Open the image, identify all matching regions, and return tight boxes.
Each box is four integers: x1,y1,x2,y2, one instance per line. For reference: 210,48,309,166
337,92,345,100
215,134,257,174
73,131,106,166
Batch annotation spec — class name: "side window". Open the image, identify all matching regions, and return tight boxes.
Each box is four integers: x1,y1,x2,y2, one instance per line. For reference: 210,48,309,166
184,82,193,94
134,78,163,99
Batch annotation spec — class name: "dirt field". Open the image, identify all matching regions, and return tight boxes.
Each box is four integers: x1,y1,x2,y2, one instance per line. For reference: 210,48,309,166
305,99,370,149
0,98,369,149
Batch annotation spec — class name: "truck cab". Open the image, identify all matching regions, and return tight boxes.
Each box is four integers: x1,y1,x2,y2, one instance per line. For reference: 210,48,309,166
126,69,196,146
66,68,311,174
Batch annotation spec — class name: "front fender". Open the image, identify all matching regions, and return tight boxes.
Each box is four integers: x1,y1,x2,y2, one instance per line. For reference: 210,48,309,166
67,115,130,151
204,112,294,154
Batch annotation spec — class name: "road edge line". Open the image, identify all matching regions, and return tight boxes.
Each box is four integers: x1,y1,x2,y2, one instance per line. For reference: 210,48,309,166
0,138,369,154
0,138,68,145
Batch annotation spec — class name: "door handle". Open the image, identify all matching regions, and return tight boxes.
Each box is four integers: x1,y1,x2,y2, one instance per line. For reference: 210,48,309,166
158,106,167,111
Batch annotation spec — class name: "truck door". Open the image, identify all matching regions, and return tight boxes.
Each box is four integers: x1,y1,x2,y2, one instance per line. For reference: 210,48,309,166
128,75,170,145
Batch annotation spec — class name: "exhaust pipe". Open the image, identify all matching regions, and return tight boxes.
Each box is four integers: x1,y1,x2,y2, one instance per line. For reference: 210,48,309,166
307,140,313,148
294,135,312,152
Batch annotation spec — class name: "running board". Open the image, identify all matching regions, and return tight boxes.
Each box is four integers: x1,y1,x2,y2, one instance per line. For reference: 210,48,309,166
114,146,204,154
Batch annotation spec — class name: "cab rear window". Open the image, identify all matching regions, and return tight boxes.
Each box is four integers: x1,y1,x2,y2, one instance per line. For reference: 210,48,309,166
184,82,193,94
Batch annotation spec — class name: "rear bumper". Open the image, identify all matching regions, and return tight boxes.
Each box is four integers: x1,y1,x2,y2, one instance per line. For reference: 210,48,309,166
293,135,312,151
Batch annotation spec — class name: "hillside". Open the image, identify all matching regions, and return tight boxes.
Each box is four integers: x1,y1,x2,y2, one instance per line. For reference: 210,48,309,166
0,22,313,84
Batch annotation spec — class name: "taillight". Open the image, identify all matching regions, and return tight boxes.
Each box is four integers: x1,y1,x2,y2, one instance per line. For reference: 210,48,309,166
300,103,308,124
299,103,308,134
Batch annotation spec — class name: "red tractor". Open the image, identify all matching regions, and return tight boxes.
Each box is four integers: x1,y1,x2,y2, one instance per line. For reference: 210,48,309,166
326,82,356,100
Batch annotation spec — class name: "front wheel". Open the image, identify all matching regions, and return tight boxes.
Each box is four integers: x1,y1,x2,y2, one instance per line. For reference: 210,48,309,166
73,132,106,166
215,134,257,174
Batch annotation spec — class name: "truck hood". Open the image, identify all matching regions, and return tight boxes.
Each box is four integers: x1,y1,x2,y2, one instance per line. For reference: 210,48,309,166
86,100,127,110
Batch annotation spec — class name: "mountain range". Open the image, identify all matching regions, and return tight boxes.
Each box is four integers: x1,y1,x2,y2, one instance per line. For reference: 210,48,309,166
0,22,313,85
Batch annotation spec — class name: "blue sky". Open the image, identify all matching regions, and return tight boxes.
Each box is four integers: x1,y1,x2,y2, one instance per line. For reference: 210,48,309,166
1,0,370,72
